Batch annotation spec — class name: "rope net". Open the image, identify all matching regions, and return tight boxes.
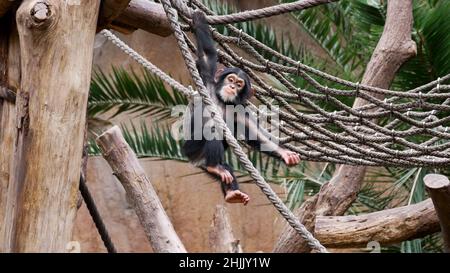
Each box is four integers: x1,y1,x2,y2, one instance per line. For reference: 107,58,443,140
176,0,450,168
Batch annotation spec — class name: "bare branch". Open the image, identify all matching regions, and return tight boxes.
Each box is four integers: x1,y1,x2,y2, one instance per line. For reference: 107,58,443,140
314,199,439,248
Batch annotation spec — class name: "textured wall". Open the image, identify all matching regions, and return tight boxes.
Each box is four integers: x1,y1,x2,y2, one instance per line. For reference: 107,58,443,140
73,157,286,252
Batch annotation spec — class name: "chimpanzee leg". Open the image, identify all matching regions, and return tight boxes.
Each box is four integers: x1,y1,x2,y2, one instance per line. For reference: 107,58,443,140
220,163,239,196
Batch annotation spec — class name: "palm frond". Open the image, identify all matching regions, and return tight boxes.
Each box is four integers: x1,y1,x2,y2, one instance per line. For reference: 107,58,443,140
88,121,186,161
88,67,188,120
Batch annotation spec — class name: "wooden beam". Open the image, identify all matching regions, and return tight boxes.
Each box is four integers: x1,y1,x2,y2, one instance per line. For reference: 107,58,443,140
10,0,100,252
0,0,14,18
274,0,417,253
112,0,173,37
0,12,19,253
97,0,131,30
209,205,243,253
424,174,450,252
96,126,186,253
314,199,440,248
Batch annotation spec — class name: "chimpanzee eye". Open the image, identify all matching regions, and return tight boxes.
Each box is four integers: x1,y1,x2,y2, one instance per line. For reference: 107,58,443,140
229,77,234,83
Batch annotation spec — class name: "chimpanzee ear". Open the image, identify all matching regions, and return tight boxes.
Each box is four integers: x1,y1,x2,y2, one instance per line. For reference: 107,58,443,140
215,68,225,81
249,87,256,97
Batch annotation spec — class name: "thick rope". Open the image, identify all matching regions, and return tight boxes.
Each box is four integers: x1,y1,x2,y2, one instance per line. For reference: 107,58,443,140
171,0,339,25
101,21,450,168
159,0,328,253
79,175,117,253
101,30,193,97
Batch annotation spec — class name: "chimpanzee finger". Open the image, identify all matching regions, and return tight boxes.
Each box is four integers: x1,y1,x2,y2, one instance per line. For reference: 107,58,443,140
292,154,299,164
221,173,226,183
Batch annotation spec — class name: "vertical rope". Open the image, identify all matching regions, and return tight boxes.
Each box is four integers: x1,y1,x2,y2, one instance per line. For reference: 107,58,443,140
79,175,117,253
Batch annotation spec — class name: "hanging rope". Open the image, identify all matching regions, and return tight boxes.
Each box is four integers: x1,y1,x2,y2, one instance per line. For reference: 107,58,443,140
79,174,117,253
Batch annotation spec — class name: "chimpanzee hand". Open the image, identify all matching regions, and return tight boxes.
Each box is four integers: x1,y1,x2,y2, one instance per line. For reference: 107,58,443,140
279,149,301,166
192,10,207,26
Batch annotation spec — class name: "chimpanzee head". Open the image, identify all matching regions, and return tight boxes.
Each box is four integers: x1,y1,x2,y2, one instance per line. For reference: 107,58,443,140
215,67,253,105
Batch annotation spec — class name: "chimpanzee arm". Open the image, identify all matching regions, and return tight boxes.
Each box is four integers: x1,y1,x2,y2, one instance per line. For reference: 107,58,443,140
237,112,284,158
238,113,301,166
192,11,217,85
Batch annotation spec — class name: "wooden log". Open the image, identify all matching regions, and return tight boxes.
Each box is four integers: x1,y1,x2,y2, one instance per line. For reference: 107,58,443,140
0,0,14,18
0,12,19,253
97,0,131,30
112,0,173,37
274,0,417,253
424,174,450,252
314,199,440,248
10,0,100,252
209,205,243,253
96,125,186,253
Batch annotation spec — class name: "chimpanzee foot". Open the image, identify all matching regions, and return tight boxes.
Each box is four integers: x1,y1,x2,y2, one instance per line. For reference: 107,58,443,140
225,190,250,206
206,165,234,184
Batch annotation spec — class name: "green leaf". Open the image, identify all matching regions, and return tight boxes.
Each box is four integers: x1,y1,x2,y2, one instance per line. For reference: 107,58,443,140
88,67,187,120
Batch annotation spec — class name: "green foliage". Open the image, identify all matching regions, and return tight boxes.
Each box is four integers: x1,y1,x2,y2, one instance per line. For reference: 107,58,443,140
88,67,187,120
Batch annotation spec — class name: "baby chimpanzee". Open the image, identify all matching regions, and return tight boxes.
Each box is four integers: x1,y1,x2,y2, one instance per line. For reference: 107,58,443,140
182,11,300,205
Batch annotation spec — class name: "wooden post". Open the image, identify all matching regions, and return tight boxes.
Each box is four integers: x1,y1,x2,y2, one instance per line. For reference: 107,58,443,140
0,11,19,253
314,199,440,248
274,0,417,252
209,205,243,253
97,0,173,37
424,174,450,252
9,0,100,252
112,0,173,37
96,126,186,253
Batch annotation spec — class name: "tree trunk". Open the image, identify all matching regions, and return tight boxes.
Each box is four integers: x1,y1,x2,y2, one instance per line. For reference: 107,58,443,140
96,126,187,253
112,0,173,37
314,199,439,248
209,205,243,253
8,0,100,252
424,174,450,252
0,11,20,253
274,0,417,252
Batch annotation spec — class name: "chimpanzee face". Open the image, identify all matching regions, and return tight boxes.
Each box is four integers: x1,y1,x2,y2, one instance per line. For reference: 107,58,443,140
218,73,246,102
216,68,252,105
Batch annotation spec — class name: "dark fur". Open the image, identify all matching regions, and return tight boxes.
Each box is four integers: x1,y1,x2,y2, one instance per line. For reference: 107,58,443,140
182,11,262,196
